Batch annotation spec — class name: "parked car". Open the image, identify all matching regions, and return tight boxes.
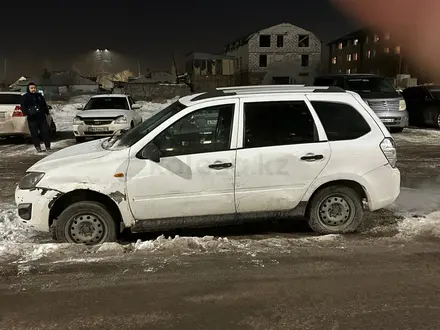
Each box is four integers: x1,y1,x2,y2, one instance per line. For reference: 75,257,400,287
72,94,143,142
313,74,408,133
401,85,440,128
15,85,400,244
0,92,56,139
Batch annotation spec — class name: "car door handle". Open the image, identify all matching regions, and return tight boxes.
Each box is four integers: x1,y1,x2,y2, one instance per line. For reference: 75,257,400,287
300,154,324,161
208,162,233,169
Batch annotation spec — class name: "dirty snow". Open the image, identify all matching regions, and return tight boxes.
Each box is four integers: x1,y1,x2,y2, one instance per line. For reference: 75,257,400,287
393,128,440,144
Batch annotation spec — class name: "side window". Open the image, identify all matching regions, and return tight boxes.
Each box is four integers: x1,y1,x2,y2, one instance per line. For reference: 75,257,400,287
311,101,371,141
244,101,318,148
153,104,234,157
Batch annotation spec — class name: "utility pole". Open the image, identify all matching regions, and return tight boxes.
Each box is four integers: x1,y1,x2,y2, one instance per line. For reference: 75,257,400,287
4,59,6,82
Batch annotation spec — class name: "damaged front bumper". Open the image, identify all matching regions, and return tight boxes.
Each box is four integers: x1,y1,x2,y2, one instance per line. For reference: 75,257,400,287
15,187,62,232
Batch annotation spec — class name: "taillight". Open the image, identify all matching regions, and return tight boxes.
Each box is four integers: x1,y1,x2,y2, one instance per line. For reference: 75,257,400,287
380,137,397,167
12,106,23,117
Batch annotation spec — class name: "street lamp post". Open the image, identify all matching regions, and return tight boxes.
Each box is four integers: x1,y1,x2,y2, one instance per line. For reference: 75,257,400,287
95,49,112,76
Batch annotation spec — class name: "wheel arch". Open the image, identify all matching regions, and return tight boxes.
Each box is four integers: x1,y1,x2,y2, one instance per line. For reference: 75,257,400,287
304,179,367,215
49,189,123,229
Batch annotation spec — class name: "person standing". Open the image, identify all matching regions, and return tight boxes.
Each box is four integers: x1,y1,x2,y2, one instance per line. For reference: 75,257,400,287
21,82,51,152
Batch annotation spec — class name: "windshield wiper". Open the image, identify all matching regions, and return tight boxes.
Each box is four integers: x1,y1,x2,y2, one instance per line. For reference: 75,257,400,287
101,128,130,149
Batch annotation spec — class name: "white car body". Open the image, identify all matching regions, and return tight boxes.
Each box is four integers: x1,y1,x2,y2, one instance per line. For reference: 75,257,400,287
0,92,55,137
72,94,142,141
15,85,400,243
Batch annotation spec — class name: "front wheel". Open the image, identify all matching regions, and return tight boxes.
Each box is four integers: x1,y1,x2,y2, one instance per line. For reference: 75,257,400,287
54,201,117,244
307,186,364,234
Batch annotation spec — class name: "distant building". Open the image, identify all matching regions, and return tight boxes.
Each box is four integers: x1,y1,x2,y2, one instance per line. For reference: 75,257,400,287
17,69,99,98
224,22,322,85
185,52,235,92
327,29,427,83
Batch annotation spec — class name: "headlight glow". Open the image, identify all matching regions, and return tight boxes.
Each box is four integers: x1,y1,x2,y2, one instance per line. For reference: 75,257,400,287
18,172,45,190
399,99,406,111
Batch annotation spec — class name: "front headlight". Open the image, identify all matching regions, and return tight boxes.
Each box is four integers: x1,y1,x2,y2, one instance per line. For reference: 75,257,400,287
114,115,127,124
18,172,45,190
399,99,406,111
73,116,83,124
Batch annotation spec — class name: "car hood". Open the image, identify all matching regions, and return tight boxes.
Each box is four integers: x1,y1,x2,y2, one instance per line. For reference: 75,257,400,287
77,109,129,118
29,139,111,172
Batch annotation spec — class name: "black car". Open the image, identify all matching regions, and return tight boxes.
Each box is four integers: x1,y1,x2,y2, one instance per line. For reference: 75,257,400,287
402,85,440,128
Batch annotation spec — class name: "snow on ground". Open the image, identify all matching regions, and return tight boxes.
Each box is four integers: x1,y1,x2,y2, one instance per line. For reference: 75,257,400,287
393,128,440,144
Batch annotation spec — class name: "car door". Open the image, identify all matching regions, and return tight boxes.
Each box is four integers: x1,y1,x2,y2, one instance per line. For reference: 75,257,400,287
125,99,239,220
403,87,429,126
234,95,330,213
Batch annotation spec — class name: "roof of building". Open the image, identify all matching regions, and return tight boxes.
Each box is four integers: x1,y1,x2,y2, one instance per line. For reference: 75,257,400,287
327,29,368,45
186,52,236,60
18,70,98,86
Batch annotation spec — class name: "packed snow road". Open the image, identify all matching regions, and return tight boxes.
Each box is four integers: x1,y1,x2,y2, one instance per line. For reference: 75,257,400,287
2,99,440,328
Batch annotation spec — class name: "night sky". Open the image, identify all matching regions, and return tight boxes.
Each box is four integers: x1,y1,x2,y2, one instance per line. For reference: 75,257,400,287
1,0,357,81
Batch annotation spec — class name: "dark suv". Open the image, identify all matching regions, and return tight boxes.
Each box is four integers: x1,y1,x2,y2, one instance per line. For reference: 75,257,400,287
313,74,409,132
401,85,440,128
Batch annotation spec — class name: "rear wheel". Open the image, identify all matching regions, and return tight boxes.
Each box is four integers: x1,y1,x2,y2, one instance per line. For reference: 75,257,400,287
435,112,440,129
50,121,57,137
54,201,117,244
307,185,364,234
75,137,86,143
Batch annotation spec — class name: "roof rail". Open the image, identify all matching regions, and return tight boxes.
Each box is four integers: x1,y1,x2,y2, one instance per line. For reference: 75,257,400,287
216,85,345,94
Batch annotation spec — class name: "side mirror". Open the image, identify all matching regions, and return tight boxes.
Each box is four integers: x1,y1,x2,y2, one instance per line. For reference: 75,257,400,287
132,104,141,110
76,103,84,110
140,143,160,162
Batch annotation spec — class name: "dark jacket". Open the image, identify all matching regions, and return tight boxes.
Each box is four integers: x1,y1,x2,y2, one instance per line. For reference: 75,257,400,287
21,86,49,120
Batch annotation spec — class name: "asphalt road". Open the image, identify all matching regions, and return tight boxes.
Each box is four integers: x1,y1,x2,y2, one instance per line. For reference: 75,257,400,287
0,128,440,329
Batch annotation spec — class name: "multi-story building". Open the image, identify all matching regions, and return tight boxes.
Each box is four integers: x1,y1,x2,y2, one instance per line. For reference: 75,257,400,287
224,23,322,85
328,29,408,78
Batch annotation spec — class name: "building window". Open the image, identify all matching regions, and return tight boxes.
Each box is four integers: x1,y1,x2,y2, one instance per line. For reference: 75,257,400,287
301,54,309,67
365,36,369,44
259,35,270,47
384,32,391,40
347,69,351,74
338,42,343,50
367,50,371,58
347,54,352,62
395,46,401,54
332,57,337,64
372,49,377,57
353,67,357,73
384,47,390,53
374,34,380,42
353,53,358,61
354,39,359,46
259,54,267,67
277,35,284,47
298,35,310,47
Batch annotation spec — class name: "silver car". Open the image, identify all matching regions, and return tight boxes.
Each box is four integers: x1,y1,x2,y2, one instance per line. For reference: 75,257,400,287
314,74,409,132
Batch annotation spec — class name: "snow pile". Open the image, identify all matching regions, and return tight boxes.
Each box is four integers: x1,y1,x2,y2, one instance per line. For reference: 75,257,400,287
397,212,440,239
0,204,39,244
394,128,440,144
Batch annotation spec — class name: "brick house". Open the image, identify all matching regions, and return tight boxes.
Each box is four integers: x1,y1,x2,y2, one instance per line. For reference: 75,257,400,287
224,22,322,85
327,29,427,83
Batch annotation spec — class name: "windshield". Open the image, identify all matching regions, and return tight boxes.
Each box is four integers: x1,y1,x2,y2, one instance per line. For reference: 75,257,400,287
429,89,440,100
0,94,22,104
109,100,187,149
345,77,396,94
84,97,129,110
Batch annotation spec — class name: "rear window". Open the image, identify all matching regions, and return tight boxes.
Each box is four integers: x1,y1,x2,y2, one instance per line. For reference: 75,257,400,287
345,77,396,93
311,101,371,141
0,94,22,104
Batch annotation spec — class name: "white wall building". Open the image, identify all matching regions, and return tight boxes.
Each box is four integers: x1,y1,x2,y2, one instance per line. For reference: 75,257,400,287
225,23,322,85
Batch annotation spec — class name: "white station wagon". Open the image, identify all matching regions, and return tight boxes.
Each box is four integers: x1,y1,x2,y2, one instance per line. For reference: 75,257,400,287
15,85,400,244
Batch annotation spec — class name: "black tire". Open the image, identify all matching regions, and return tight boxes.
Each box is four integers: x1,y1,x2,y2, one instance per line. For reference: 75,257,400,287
130,121,135,129
389,127,404,133
50,121,57,138
307,185,364,234
435,113,440,129
75,137,86,143
54,201,117,244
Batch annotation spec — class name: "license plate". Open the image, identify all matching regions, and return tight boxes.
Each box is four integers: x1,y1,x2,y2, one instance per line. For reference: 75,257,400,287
381,118,394,123
88,126,109,132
